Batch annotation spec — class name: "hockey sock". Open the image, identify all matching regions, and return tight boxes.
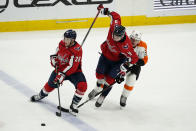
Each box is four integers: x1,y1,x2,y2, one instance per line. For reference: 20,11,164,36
42,82,55,95
122,84,134,97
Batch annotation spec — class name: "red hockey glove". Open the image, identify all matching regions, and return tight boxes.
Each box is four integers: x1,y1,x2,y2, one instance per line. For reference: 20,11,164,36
50,54,59,67
54,72,65,85
97,4,104,11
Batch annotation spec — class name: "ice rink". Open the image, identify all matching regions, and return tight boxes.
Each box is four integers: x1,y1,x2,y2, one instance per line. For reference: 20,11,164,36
0,23,196,131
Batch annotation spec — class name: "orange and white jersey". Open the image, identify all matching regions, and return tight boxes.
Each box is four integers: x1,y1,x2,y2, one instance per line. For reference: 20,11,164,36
134,40,148,65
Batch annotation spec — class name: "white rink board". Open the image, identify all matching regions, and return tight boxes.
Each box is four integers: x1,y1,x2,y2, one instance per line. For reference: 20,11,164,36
0,0,196,22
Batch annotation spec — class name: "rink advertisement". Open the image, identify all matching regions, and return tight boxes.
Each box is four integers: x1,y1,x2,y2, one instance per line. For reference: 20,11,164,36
154,0,196,10
0,0,115,32
0,0,113,14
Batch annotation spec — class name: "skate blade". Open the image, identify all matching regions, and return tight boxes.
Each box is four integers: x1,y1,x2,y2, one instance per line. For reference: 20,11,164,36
120,106,125,110
69,111,78,116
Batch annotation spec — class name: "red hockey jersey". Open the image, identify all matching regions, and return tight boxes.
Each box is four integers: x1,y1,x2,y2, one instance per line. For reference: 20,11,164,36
101,12,138,64
55,40,82,76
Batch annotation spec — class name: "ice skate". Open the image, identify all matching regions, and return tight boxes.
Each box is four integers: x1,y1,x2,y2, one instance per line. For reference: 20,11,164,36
70,103,78,116
30,94,46,102
88,89,99,99
88,82,103,99
30,90,48,102
95,95,105,107
120,95,127,108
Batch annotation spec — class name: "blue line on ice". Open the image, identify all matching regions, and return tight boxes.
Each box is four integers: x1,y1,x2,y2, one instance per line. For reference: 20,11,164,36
0,70,97,131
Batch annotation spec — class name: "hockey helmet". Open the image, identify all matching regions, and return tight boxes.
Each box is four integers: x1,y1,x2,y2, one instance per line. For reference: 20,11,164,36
113,25,125,37
129,30,142,41
64,29,77,39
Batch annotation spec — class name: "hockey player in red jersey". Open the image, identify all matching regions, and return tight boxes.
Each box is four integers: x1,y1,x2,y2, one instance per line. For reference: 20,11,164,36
88,5,138,107
30,30,87,115
119,30,148,107
99,30,148,108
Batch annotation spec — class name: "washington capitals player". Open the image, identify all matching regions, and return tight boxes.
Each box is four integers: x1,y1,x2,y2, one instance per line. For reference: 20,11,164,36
30,30,87,115
94,30,149,108
88,5,138,107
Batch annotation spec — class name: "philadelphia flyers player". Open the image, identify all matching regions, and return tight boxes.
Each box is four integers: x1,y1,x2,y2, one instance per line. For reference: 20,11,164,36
119,30,148,107
30,30,87,115
88,5,138,107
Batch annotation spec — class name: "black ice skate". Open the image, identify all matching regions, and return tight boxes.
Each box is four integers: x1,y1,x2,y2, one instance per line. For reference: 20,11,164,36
88,82,103,99
88,89,98,99
95,95,105,107
120,95,127,107
30,90,48,102
30,94,45,102
70,103,79,116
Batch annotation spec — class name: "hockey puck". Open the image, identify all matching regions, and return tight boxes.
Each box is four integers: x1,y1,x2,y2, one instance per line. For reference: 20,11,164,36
41,123,46,126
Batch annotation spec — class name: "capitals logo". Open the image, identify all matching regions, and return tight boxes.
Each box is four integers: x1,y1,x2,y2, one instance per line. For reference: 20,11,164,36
58,54,69,65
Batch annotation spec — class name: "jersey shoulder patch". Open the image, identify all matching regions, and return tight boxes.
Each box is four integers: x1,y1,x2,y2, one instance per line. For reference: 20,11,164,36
123,43,129,49
71,43,82,55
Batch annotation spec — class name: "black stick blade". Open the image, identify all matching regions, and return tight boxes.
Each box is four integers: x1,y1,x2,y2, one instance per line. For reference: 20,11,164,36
57,106,69,112
56,112,61,116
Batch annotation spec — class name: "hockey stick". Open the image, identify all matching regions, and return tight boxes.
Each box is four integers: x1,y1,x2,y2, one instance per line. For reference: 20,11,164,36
56,83,62,116
77,82,114,108
55,67,62,117
77,68,132,108
79,7,101,48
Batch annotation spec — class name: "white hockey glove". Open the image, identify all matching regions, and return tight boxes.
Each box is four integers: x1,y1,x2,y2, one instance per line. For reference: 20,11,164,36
50,54,59,67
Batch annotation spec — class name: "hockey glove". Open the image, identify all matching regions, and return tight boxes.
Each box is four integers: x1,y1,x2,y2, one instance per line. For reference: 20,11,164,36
116,71,126,84
136,59,145,66
115,63,129,84
54,72,65,85
50,54,59,67
100,8,109,15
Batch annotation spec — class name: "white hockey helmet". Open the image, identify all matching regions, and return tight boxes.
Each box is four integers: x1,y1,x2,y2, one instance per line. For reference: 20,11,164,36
129,30,142,47
129,30,142,41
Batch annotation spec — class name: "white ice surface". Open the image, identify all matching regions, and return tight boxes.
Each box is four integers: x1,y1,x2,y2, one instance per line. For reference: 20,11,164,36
0,23,196,131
